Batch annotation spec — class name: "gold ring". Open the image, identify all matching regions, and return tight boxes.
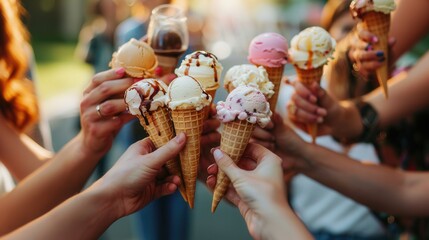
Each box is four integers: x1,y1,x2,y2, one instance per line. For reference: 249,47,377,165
352,62,361,72
96,104,104,118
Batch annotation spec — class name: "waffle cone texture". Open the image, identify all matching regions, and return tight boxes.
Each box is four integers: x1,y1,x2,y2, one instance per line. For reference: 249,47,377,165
295,66,323,143
263,66,284,113
360,11,390,98
171,108,204,208
137,107,187,202
211,120,255,212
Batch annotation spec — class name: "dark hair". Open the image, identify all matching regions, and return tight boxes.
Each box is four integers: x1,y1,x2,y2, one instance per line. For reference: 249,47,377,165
0,0,39,131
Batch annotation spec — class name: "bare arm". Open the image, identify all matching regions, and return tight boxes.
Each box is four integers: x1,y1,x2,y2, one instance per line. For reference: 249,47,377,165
390,0,429,62
298,142,429,217
2,135,186,240
365,51,429,128
0,68,134,235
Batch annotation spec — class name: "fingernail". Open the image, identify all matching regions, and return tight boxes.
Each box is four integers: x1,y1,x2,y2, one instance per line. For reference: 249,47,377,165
309,95,317,103
376,51,384,57
207,164,215,172
154,66,163,76
174,132,185,144
317,117,324,123
115,67,125,76
213,149,223,160
371,36,378,43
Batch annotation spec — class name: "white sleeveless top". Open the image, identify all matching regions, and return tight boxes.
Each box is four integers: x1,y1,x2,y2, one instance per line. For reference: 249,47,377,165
276,76,386,237
0,162,15,194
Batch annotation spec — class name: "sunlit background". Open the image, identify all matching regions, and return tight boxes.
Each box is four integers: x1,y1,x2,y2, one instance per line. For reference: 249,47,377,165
19,0,429,239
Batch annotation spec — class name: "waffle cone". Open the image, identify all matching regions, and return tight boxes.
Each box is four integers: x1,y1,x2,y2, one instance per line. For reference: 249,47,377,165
211,120,255,212
360,11,390,98
203,87,218,120
136,108,187,202
171,108,205,208
295,66,323,143
263,66,284,112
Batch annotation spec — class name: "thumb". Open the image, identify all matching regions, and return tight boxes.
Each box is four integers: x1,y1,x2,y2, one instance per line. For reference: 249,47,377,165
213,149,242,182
146,132,187,169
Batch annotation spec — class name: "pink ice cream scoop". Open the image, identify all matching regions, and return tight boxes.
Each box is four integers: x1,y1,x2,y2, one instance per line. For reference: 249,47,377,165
216,85,272,127
248,32,289,68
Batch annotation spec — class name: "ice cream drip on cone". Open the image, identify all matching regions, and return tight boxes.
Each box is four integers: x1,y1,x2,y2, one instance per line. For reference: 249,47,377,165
212,85,272,212
124,79,187,202
350,0,396,99
166,76,212,208
289,26,336,143
175,50,223,119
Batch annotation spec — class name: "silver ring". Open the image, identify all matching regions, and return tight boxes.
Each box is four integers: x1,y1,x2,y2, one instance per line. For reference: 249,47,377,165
96,104,104,118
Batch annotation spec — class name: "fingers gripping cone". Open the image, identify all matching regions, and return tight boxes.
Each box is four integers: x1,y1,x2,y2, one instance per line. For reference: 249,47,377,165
360,12,390,98
171,109,205,208
295,66,323,143
136,108,187,202
211,120,255,212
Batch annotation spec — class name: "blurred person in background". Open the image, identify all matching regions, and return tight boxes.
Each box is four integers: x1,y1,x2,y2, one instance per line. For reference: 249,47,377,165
0,0,136,235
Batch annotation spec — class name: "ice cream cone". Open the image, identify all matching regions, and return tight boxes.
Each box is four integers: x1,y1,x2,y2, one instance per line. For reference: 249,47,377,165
295,66,324,143
211,120,255,213
360,11,390,98
203,86,217,119
136,107,187,202
171,108,205,208
261,66,284,112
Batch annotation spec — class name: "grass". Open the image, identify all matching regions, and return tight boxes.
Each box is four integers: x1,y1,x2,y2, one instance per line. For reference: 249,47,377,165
32,41,93,102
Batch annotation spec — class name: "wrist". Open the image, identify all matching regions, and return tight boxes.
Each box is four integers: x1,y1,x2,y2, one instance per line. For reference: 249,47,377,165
331,100,363,141
87,179,124,220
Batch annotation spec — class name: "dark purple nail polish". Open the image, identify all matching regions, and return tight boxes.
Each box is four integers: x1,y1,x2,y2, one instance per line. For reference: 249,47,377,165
376,51,384,57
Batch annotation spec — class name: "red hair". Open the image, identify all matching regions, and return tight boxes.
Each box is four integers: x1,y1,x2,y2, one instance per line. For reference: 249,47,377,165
0,0,39,131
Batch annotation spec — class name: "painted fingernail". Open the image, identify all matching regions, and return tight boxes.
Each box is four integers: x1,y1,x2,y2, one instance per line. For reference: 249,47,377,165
207,164,215,172
174,132,185,144
115,67,125,76
371,36,378,43
213,149,223,160
154,66,163,76
376,51,384,57
317,117,324,123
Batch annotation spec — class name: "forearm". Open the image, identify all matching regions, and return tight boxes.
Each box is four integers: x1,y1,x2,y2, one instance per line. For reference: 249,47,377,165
365,52,429,128
3,182,119,240
0,132,102,235
299,142,429,216
263,203,313,240
390,0,429,62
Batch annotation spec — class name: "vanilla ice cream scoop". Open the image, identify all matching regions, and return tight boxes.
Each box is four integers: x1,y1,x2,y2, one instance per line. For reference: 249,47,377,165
216,85,272,127
124,79,168,116
175,50,223,90
166,76,212,111
289,26,336,70
110,38,157,78
350,0,396,18
223,64,274,99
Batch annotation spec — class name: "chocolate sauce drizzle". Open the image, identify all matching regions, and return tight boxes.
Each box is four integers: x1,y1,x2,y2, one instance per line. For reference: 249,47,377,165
128,80,166,136
184,51,219,83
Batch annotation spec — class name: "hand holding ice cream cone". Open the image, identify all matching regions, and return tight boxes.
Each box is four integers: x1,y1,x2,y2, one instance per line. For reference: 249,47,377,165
350,0,396,98
212,85,272,212
289,26,336,143
124,79,187,202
